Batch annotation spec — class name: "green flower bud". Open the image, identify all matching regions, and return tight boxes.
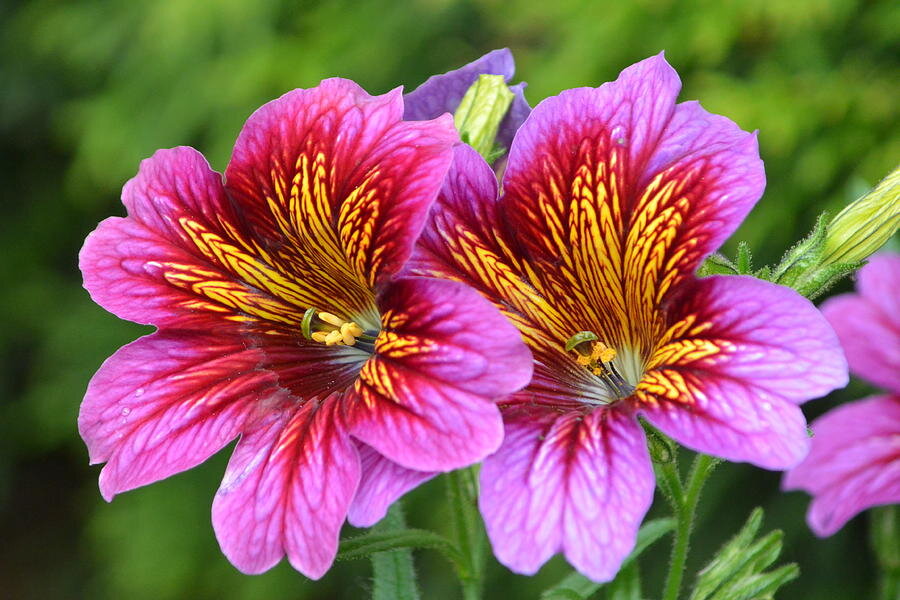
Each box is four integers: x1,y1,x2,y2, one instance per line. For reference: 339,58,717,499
822,165,900,265
454,74,514,161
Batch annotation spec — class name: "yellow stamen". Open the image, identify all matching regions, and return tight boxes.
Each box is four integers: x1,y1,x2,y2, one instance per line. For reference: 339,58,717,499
346,322,364,337
576,354,592,366
318,311,345,327
324,330,343,346
340,323,357,346
591,342,617,364
311,331,329,343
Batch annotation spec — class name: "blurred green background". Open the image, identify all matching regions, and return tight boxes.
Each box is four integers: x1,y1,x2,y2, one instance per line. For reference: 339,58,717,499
1,0,897,598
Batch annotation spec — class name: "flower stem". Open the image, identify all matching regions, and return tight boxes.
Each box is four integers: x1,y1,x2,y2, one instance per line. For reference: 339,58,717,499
662,453,718,600
445,467,486,600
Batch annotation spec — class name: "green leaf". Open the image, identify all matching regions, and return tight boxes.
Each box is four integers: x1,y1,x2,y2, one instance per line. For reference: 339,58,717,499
690,508,798,600
735,241,753,274
371,504,420,600
541,518,676,600
606,561,641,600
708,564,799,600
337,528,461,564
698,253,739,276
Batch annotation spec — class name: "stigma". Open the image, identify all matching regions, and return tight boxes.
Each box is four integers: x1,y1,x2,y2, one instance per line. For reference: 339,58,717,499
565,331,635,400
302,308,377,351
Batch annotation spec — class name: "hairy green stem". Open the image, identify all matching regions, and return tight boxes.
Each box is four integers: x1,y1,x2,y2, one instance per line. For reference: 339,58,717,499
446,468,486,600
662,453,718,600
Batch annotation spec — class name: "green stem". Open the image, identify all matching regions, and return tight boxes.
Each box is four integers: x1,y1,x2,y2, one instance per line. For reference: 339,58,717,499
662,453,718,600
879,571,900,600
446,468,485,600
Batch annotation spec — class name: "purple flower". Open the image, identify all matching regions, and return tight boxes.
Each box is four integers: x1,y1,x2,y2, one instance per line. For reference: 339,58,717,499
78,79,532,578
406,54,849,581
784,253,900,536
404,48,530,152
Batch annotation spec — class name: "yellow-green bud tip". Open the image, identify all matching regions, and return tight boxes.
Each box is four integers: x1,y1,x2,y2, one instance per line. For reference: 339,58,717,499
823,165,900,265
453,74,514,161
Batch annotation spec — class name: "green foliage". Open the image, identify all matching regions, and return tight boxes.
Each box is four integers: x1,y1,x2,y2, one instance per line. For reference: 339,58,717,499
689,508,798,600
1,0,897,598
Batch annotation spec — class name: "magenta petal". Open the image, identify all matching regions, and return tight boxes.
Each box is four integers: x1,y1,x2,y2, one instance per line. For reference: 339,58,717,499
822,254,900,392
346,276,532,472
639,275,848,469
784,395,900,536
346,442,435,528
225,78,457,284
501,53,764,278
78,332,276,501
479,407,654,582
212,397,359,578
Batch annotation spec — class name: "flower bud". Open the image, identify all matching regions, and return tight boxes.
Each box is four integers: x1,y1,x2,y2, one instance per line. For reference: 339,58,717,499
822,165,900,265
453,74,514,161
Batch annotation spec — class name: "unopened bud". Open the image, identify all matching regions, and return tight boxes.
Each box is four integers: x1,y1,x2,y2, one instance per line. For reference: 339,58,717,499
822,165,899,265
454,74,514,160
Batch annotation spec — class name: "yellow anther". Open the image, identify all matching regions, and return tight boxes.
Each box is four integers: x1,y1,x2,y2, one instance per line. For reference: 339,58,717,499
576,354,592,366
346,322,364,337
324,330,343,346
318,311,345,327
311,331,329,343
591,342,617,364
592,367,603,376
340,323,357,346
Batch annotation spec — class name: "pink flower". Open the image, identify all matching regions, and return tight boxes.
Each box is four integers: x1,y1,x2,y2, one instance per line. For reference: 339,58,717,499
78,79,532,578
784,253,900,536
406,54,849,581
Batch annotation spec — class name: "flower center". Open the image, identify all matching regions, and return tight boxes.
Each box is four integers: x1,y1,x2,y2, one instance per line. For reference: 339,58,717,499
302,308,378,352
565,331,636,400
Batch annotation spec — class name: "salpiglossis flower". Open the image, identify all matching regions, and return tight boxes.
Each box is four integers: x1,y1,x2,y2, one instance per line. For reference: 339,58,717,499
409,54,849,581
784,253,900,536
78,79,532,578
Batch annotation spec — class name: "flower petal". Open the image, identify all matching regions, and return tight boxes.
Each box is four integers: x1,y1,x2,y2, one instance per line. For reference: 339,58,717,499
346,442,435,528
225,78,457,291
822,254,900,392
500,53,763,351
403,48,530,150
345,276,532,472
637,275,848,469
783,395,900,536
479,406,654,581
80,147,310,329
212,396,359,578
79,331,276,501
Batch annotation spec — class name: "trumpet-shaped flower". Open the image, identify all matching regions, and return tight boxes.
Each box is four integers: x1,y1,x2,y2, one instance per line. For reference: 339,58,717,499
784,253,900,536
408,54,848,581
79,79,532,578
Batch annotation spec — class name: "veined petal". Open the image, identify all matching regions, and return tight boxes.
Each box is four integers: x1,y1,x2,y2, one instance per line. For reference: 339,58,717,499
225,78,457,294
636,275,848,469
501,53,764,351
212,396,359,578
345,276,532,472
823,254,900,392
81,148,311,329
479,406,654,581
783,395,900,536
409,144,625,400
403,48,530,150
346,442,435,528
79,331,277,501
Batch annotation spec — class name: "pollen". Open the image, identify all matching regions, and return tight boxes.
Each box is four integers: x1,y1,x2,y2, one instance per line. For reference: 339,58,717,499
564,330,635,401
302,307,374,350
